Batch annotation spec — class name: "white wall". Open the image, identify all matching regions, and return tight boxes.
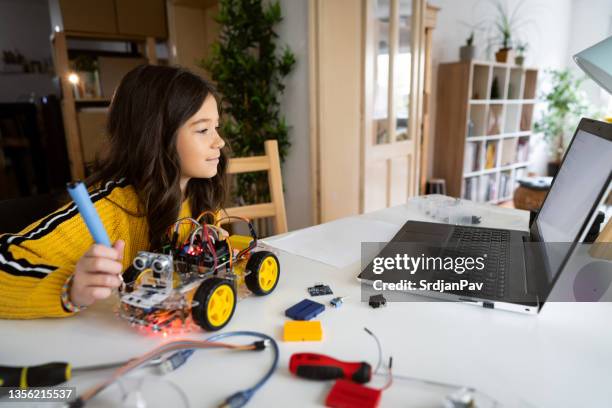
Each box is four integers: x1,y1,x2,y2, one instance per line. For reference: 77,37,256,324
427,0,575,177
0,0,57,102
278,0,583,226
276,0,312,230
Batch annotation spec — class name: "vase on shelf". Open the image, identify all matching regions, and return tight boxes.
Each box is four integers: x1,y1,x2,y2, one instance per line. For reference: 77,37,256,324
460,45,475,61
495,48,514,63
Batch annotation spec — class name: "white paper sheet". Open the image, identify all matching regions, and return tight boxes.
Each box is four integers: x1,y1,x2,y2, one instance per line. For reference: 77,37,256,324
262,216,400,269
262,196,528,269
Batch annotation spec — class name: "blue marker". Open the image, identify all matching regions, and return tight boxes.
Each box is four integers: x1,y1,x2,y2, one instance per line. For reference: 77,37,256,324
67,181,111,247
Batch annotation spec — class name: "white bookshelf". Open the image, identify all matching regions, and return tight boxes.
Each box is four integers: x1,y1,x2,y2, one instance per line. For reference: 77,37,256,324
434,60,539,204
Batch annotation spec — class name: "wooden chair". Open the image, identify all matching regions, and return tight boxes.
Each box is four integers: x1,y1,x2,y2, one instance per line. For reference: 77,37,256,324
222,140,288,235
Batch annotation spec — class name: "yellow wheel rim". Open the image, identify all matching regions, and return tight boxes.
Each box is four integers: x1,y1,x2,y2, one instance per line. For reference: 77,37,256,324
258,256,278,292
206,284,235,327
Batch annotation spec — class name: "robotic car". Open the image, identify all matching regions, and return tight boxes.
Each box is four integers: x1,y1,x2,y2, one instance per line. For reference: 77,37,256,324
118,213,280,333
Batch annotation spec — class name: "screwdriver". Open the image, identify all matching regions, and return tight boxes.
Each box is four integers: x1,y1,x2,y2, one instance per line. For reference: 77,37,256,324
289,353,372,384
0,358,162,388
0,362,72,388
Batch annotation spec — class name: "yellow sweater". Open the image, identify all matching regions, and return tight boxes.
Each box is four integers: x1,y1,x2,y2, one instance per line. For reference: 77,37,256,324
0,179,194,319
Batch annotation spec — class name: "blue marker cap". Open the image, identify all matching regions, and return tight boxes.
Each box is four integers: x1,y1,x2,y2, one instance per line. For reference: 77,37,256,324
67,181,111,247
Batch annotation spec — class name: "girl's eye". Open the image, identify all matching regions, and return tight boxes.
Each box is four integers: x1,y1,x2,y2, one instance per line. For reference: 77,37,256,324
197,126,219,134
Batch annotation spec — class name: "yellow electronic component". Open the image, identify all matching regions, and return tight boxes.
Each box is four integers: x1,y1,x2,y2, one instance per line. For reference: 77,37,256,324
283,321,323,342
228,235,253,251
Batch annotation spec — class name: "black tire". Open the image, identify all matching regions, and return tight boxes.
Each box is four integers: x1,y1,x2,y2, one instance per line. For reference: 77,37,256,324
245,251,280,296
191,278,236,331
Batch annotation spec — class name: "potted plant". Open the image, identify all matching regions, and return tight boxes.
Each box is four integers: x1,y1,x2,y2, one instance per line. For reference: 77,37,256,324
494,30,513,63
515,41,528,66
201,0,295,213
534,69,593,176
460,32,475,61
487,0,532,63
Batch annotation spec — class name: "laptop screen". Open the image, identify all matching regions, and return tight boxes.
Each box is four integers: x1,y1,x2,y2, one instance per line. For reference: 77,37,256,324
535,128,612,244
531,123,612,288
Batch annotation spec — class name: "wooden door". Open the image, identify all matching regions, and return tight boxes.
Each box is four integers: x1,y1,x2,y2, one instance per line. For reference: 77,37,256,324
309,0,364,224
419,4,439,193
361,0,425,212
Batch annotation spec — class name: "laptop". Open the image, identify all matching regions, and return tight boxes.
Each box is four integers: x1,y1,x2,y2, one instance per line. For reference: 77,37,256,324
358,118,612,314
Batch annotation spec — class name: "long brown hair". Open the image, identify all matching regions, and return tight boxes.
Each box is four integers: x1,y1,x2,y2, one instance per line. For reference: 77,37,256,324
86,65,227,248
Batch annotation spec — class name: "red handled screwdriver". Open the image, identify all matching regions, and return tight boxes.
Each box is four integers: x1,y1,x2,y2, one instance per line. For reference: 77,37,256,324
289,353,372,384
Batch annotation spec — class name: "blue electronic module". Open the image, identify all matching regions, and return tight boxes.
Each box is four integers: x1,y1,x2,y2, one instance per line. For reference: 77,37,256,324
285,299,325,320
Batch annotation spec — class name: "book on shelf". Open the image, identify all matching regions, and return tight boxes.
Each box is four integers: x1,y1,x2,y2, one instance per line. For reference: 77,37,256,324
463,177,479,201
517,138,529,162
464,142,480,173
488,176,497,201
499,172,512,199
485,141,497,169
479,175,497,201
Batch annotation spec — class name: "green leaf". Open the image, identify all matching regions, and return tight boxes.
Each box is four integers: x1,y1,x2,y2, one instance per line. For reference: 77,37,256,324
198,0,295,203
534,68,597,160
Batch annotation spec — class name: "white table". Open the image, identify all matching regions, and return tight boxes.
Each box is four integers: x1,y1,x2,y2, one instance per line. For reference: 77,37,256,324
1,199,611,408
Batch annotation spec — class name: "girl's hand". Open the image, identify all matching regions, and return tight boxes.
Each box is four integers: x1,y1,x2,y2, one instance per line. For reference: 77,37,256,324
70,240,125,307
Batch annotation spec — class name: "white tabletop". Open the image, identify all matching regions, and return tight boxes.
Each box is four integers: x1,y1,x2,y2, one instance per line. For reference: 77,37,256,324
1,199,611,408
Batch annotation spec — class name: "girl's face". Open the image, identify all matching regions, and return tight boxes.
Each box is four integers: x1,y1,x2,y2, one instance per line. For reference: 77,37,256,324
176,94,225,182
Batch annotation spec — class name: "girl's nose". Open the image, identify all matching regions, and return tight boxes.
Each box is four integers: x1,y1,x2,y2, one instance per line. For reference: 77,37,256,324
215,133,225,149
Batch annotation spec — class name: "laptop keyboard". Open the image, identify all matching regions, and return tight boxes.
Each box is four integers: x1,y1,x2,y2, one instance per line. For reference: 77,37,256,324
439,226,510,298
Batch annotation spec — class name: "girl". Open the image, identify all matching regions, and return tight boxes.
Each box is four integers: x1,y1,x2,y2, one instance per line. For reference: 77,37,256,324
0,65,227,318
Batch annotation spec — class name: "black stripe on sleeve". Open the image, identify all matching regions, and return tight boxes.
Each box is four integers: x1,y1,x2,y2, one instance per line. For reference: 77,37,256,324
0,179,128,278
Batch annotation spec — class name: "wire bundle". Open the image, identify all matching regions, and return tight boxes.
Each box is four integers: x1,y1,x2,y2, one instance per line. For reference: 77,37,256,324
70,331,278,408
165,213,258,273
